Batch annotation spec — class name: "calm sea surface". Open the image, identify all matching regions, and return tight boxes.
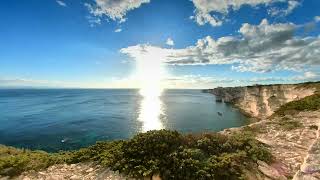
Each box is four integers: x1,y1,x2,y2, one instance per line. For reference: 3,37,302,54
0,89,248,152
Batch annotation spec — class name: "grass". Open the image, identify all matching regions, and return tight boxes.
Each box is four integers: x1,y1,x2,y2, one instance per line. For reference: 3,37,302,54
0,145,66,176
272,94,320,117
0,130,272,179
276,117,303,130
296,81,320,93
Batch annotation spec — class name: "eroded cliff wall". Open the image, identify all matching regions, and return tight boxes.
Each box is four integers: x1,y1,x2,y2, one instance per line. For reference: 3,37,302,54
209,82,319,118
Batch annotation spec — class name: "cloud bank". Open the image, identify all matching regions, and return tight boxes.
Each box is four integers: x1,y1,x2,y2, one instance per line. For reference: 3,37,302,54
85,0,150,24
191,0,300,26
121,19,320,73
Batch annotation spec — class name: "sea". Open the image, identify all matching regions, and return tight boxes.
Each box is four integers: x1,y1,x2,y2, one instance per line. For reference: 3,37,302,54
0,89,248,152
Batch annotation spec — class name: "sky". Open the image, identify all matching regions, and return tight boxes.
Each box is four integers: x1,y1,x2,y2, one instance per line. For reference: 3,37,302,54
0,0,320,89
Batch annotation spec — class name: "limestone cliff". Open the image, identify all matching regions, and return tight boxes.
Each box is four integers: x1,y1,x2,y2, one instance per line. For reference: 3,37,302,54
212,82,320,180
208,82,319,119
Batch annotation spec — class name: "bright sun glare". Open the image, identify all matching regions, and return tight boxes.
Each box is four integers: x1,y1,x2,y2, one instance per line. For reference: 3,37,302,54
134,49,167,132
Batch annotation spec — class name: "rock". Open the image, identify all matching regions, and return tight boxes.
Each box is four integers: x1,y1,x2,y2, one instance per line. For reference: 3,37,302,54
258,161,287,180
39,172,46,175
48,174,64,180
210,84,316,118
86,168,94,173
70,175,80,180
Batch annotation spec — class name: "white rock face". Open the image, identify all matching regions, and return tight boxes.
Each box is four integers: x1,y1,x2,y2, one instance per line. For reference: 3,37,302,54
211,84,317,118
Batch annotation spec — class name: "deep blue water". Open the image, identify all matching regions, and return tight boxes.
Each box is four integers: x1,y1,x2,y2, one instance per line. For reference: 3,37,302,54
0,89,248,152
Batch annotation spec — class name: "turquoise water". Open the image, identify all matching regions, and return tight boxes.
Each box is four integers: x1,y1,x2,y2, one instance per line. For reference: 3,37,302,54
0,89,248,152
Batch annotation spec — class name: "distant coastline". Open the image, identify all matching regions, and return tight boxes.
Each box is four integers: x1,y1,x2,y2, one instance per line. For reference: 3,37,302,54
1,82,319,179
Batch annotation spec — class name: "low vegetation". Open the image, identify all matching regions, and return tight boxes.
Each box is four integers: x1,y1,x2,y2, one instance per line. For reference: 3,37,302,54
273,93,320,117
309,125,319,130
0,130,272,179
296,81,320,93
0,145,65,176
276,117,303,130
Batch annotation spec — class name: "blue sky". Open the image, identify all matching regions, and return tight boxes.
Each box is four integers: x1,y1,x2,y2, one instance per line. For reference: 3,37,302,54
0,0,320,88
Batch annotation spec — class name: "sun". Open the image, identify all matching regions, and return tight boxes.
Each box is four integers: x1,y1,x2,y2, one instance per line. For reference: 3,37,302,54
133,48,168,132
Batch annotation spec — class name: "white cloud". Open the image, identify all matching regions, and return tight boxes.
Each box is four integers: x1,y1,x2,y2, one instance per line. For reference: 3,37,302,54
161,73,319,88
268,0,300,17
303,71,318,79
85,0,150,24
86,15,102,27
121,19,320,73
166,38,174,46
115,28,122,32
56,0,67,7
315,16,320,23
191,0,299,26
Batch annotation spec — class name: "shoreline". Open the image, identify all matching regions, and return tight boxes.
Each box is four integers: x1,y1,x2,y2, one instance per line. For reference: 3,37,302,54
1,82,320,179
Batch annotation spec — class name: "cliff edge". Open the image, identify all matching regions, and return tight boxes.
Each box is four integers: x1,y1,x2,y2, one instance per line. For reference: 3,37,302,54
208,82,320,119
213,82,320,180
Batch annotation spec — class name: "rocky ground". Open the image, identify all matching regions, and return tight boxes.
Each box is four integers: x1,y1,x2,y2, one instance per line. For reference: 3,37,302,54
247,110,320,180
1,163,131,180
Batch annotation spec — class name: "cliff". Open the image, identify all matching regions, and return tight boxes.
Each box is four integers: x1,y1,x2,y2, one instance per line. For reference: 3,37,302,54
1,82,319,180
214,82,320,180
209,82,320,119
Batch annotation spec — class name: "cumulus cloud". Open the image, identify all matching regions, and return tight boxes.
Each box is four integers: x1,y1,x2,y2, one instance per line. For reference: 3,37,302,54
56,0,67,7
268,0,300,17
85,0,150,24
121,19,320,73
315,16,320,23
303,71,318,79
191,0,300,26
115,28,122,32
166,38,174,46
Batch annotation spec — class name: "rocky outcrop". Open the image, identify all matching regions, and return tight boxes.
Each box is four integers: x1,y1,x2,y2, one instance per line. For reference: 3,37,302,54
222,110,320,180
3,163,130,180
256,111,320,179
213,82,320,180
4,163,161,180
209,82,319,118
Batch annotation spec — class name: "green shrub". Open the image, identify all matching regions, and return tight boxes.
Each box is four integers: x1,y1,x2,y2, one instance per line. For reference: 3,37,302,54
0,130,272,179
275,117,303,130
66,140,124,166
112,130,183,178
206,152,247,179
273,94,320,117
0,146,64,176
165,148,208,179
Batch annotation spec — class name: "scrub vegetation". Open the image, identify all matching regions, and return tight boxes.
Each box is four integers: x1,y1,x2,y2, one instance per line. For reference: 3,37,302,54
272,93,320,117
0,130,271,179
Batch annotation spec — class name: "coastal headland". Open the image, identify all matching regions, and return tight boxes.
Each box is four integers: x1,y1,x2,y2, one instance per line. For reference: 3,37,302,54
1,81,319,180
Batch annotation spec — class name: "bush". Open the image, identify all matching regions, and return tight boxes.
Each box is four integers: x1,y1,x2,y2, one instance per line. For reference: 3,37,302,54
66,140,124,166
278,119,303,130
0,130,272,179
206,152,247,179
273,94,320,117
0,145,64,176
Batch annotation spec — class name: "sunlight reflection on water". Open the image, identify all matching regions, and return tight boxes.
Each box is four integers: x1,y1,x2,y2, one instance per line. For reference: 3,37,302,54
138,87,165,132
